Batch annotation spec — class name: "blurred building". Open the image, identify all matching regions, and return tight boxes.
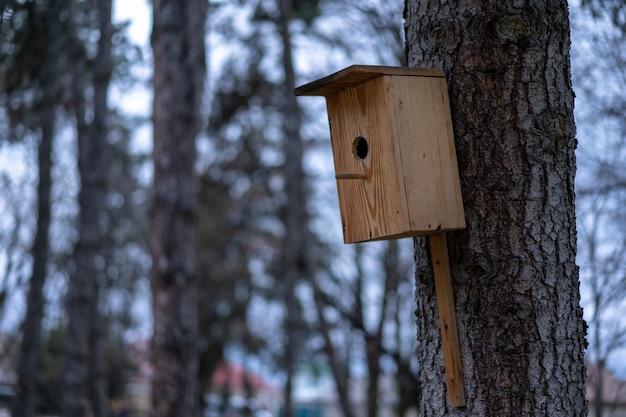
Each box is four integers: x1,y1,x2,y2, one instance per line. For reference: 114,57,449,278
123,339,280,417
124,338,152,417
587,362,626,417
290,364,416,417
208,362,281,416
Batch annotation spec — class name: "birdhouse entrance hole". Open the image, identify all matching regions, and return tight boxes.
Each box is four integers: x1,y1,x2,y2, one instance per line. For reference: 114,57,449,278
353,136,368,160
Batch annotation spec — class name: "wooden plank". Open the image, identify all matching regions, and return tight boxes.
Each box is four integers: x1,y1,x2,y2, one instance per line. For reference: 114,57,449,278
386,75,466,233
388,75,443,232
429,232,466,407
294,65,445,97
327,76,408,243
431,77,466,230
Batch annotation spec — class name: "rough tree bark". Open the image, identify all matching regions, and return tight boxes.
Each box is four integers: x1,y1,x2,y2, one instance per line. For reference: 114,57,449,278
404,0,587,415
11,2,59,416
150,0,206,415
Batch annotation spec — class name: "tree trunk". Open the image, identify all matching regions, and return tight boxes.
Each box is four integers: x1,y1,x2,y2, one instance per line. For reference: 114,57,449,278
311,279,356,417
404,1,587,415
366,241,398,417
594,359,604,417
277,0,305,416
60,0,112,415
11,3,58,416
150,0,206,415
88,1,113,417
365,332,381,417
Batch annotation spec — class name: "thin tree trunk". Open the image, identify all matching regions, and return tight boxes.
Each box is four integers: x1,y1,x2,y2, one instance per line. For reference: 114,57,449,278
277,0,304,416
363,241,398,417
276,0,356,412
405,1,587,415
364,243,393,417
311,278,356,417
393,247,418,417
595,359,604,417
588,227,604,417
11,3,58,416
365,332,381,417
150,0,206,415
88,1,113,416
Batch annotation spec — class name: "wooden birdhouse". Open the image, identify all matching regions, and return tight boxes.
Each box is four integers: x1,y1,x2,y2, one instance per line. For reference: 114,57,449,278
295,65,465,244
296,66,468,407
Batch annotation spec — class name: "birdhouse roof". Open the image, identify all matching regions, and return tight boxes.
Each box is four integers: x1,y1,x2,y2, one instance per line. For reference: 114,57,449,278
294,65,445,97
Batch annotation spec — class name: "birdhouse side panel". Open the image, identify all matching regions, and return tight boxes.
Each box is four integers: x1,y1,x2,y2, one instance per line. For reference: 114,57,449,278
436,78,466,229
387,76,443,232
387,76,466,233
326,78,410,243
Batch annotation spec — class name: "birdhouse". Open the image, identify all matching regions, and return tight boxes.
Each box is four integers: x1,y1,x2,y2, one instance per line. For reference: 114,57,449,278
295,65,466,243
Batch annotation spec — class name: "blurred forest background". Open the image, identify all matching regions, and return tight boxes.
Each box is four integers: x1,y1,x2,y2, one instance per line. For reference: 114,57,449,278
0,0,625,416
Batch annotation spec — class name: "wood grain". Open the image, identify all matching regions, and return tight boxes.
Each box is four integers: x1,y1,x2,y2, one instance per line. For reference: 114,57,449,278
294,65,444,97
325,74,465,243
429,232,466,407
296,65,465,243
327,76,408,243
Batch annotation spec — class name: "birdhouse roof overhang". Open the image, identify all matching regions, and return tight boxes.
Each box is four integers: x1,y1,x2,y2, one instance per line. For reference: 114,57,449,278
294,65,446,97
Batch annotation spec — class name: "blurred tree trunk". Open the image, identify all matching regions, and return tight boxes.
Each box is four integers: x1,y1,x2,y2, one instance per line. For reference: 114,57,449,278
150,0,206,415
277,0,304,416
405,0,587,415
277,0,307,417
594,359,605,417
60,0,112,416
11,2,59,416
347,242,399,417
87,1,113,417
310,278,355,417
366,241,399,417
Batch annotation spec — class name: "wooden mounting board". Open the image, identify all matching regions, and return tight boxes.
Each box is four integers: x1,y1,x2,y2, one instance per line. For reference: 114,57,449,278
429,232,466,407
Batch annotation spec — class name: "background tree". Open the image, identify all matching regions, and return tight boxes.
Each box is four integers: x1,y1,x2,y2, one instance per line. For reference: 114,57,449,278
311,241,419,417
8,1,61,415
36,325,65,416
200,2,417,416
404,0,587,414
291,3,418,416
572,1,626,415
277,0,310,414
150,0,207,415
1,0,148,415
60,0,114,416
577,191,626,417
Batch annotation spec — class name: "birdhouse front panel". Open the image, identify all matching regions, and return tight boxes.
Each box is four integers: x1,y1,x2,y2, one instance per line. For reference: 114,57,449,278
295,65,466,243
326,76,410,243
